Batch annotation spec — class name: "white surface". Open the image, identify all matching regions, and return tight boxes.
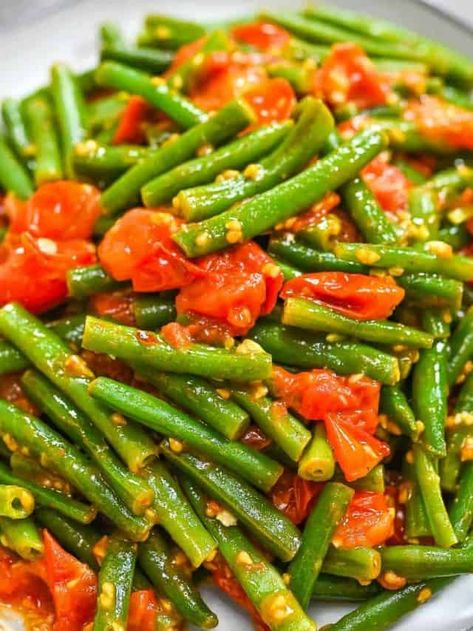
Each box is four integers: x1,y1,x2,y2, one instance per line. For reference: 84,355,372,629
0,1,472,629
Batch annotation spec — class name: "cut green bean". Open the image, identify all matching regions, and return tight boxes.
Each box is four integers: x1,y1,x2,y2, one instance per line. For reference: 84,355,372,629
439,425,471,492
323,546,381,582
23,95,63,184
83,316,272,382
380,385,419,439
0,484,34,519
2,98,32,159
381,545,473,580
133,295,176,330
449,462,473,542
395,273,463,310
139,15,206,50
0,516,43,560
0,135,33,198
404,460,431,540
312,574,381,602
421,308,450,339
102,45,174,74
67,264,125,299
288,482,354,608
448,308,473,386
250,320,400,385
161,444,301,562
298,423,335,480
90,377,282,492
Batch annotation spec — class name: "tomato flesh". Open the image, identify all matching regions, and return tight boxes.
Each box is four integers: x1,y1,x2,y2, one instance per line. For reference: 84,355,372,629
270,470,323,525
231,22,291,51
362,154,412,213
98,208,203,292
281,271,405,320
333,491,395,548
113,96,151,145
243,77,296,129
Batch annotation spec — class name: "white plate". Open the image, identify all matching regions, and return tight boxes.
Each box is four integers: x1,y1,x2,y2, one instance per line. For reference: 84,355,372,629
0,1,472,629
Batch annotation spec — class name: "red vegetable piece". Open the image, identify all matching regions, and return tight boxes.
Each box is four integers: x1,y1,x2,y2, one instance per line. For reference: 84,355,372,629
362,154,411,213
231,21,291,51
269,470,323,525
243,77,296,129
113,96,151,145
332,490,395,548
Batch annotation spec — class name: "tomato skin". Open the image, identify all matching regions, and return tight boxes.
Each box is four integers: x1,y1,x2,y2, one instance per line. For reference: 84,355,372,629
324,413,390,482
89,291,136,326
6,182,102,240
404,95,473,150
176,241,283,336
270,470,323,525
0,233,95,313
362,154,412,213
98,208,203,292
333,491,395,548
43,530,97,631
113,96,151,145
231,22,291,51
243,77,296,129
281,272,405,320
314,43,392,108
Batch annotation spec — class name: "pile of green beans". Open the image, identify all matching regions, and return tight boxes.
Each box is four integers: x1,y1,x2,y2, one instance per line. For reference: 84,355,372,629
0,5,472,631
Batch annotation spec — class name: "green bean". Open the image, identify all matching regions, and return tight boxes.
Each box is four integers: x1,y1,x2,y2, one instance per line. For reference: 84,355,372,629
174,97,334,221
381,545,473,580
145,461,216,568
0,484,34,519
283,298,433,348
404,460,431,540
269,235,368,274
267,60,316,94
334,242,473,281
393,159,428,185
327,577,451,631
380,385,419,439
323,546,381,582
288,482,353,608
298,423,335,481
232,387,310,462
102,46,174,74
439,425,471,492
67,264,125,299
73,142,151,181
51,63,88,178
183,476,317,631
0,516,43,560
448,308,473,386
87,94,127,134
0,304,157,474
21,370,153,515
414,445,457,547
35,508,100,570
449,462,473,542
273,256,302,281
95,62,206,129
90,377,282,492
421,308,450,339
161,444,301,562
101,99,253,215
367,119,457,154
93,536,137,631
408,187,440,241
0,461,95,524
133,296,176,330
338,464,385,493
141,371,249,440
138,530,217,629
100,22,126,49
455,370,473,413
0,401,151,539
249,320,400,385
143,121,290,206
138,15,206,50
312,574,380,602
175,128,386,257
83,316,272,382
0,135,34,198
397,273,463,310
2,98,32,159
23,95,63,184
438,224,471,250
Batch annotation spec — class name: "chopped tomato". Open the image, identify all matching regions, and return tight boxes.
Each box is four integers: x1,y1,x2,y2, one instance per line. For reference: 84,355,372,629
362,154,412,213
0,233,95,313
272,366,381,431
113,96,151,145
6,181,102,240
314,43,393,108
161,321,192,348
165,36,208,76
324,413,390,482
243,77,296,129
210,553,269,631
128,589,182,631
98,208,203,292
43,530,97,631
231,21,291,51
240,425,272,451
176,241,283,336
270,470,323,525
404,95,473,150
333,491,395,548
287,192,341,232
281,272,405,320
89,291,136,326
0,373,38,416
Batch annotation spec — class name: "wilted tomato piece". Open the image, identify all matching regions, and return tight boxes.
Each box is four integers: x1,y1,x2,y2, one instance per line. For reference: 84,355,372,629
270,470,323,525
272,366,381,431
128,589,181,631
43,530,97,631
6,181,102,240
314,43,393,108
281,272,405,320
333,491,394,548
0,233,95,313
176,241,283,336
98,208,203,292
113,96,151,145
324,413,390,482
243,77,296,128
404,95,473,150
89,291,136,326
232,21,291,51
362,154,412,213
